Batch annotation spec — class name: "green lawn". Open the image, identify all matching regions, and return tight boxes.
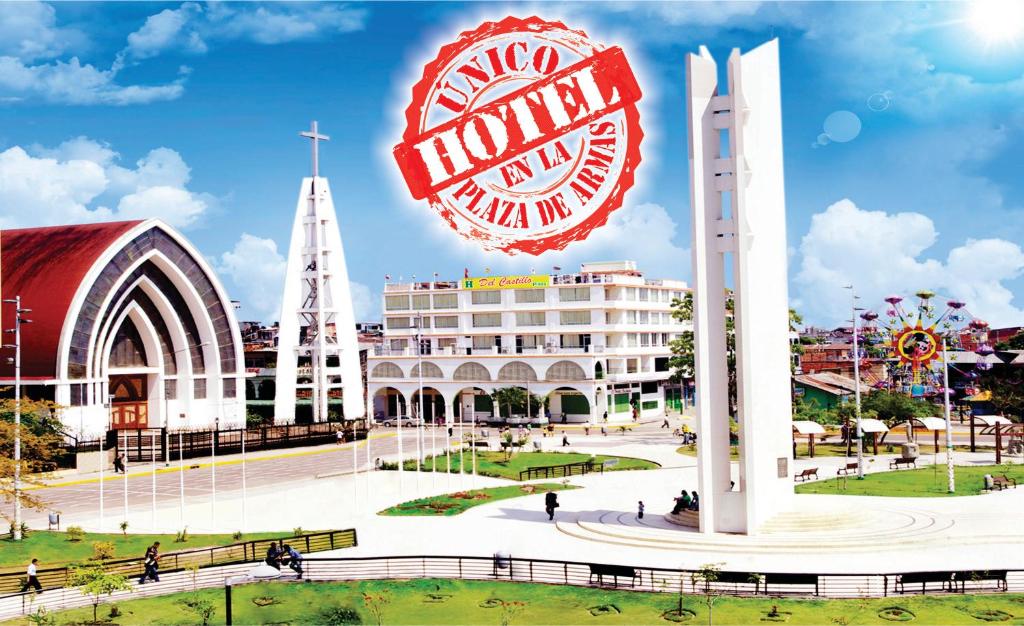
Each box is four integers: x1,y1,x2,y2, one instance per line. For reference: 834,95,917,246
0,530,300,572
379,483,578,516
796,463,1024,497
677,443,977,459
10,578,1024,625
389,451,659,480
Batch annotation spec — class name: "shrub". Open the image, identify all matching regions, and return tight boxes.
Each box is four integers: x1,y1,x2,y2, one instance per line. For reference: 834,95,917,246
66,526,85,542
119,520,129,536
177,596,217,626
232,530,243,541
175,527,190,543
316,604,362,625
90,541,116,561
292,526,304,537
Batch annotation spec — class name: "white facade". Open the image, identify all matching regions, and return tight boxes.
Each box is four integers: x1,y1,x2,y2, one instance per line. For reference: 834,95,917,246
366,262,690,425
687,40,794,535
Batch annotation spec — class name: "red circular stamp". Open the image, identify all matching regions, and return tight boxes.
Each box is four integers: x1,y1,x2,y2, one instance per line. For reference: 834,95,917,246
393,16,643,255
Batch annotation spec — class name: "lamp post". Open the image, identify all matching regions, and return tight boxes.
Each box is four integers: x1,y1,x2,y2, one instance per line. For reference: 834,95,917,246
3,296,31,540
941,337,955,493
845,286,864,479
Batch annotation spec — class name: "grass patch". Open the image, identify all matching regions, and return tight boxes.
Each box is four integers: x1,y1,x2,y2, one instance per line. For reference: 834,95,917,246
388,451,658,480
796,463,1024,497
678,443,976,460
10,579,1024,625
0,530,292,572
379,483,578,516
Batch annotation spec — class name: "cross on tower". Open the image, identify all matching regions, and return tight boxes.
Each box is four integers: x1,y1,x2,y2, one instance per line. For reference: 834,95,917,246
299,120,330,178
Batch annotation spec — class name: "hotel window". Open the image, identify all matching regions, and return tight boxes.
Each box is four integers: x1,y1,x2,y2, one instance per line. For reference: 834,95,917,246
672,291,684,300
625,287,637,301
639,311,649,324
165,379,177,400
411,294,431,310
434,315,458,329
663,333,670,345
386,316,412,329
638,288,649,301
437,337,457,349
194,378,207,400
662,290,671,302
223,378,236,399
559,287,590,302
385,295,409,311
640,333,650,347
389,338,408,350
560,310,591,325
627,334,638,347
516,311,545,326
416,317,430,329
560,334,583,348
515,289,545,303
432,293,457,309
472,312,501,327
520,334,541,348
70,383,85,407
472,290,502,305
625,310,637,324
473,335,497,348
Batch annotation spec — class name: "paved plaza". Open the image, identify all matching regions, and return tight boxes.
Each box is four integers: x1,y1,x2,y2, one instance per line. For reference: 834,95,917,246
13,418,1024,576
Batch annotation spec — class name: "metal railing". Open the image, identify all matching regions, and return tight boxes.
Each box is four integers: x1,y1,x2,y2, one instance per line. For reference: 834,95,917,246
1,554,1020,621
519,461,604,481
0,529,356,596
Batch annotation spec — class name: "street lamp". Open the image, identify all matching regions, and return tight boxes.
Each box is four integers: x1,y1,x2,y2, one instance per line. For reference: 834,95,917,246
3,296,32,541
225,564,281,625
844,286,865,479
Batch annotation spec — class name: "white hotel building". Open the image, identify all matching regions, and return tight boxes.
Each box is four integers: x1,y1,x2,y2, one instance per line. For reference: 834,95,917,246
366,261,690,424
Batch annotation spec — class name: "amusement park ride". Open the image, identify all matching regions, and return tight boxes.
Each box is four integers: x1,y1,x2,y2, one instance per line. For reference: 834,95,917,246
860,290,992,399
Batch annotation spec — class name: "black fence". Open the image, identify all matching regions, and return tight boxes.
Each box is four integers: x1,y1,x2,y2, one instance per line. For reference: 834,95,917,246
0,529,356,595
519,461,604,481
108,422,368,463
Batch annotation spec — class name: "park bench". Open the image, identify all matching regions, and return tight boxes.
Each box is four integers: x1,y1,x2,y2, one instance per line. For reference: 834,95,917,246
836,462,859,476
889,458,916,470
468,440,490,449
588,563,640,587
991,475,1017,490
951,570,1008,592
794,467,818,482
894,571,954,594
764,573,820,596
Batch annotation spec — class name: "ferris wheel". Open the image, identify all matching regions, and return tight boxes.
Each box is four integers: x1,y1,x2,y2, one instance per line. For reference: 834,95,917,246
860,290,990,398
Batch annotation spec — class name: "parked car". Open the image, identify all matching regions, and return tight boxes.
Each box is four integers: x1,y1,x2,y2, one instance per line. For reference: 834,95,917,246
376,415,423,428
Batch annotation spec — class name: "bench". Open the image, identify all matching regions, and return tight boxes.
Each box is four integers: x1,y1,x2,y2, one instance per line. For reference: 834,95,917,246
894,571,954,594
794,468,818,482
837,462,859,476
951,570,1008,592
992,475,1017,491
588,563,640,587
890,458,916,470
764,573,820,596
467,440,489,449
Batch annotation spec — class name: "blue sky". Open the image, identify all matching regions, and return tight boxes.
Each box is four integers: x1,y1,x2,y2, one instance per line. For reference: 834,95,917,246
1,1,1023,329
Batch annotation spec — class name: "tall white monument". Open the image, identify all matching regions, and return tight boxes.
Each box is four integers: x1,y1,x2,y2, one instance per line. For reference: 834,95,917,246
275,121,365,424
686,40,793,534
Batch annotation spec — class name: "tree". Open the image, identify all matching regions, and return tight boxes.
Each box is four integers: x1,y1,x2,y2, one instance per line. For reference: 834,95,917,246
489,387,542,419
69,566,131,624
690,562,724,626
362,589,392,626
978,366,1024,417
669,293,737,413
0,397,66,523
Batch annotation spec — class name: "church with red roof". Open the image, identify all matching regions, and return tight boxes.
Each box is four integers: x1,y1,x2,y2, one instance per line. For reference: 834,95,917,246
0,219,245,438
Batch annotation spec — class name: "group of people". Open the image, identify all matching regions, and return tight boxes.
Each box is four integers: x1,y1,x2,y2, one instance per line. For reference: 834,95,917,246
674,430,696,445
266,541,304,578
671,490,699,514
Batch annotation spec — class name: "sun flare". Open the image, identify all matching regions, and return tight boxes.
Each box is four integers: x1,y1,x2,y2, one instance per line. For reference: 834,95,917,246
968,0,1024,44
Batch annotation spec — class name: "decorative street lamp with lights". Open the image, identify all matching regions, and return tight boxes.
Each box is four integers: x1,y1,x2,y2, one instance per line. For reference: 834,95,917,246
3,296,32,541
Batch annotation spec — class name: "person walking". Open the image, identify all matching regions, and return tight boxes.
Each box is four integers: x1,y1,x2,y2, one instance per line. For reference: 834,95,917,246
265,542,282,570
282,544,304,579
561,412,567,424
138,542,160,584
637,501,645,520
661,417,670,429
561,431,570,447
21,559,42,594
600,426,607,437
113,453,125,474
544,491,559,521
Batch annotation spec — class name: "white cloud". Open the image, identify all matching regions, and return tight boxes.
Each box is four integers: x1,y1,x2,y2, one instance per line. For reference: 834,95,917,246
216,233,377,323
0,55,184,105
122,2,368,61
0,137,212,229
217,233,287,322
795,198,1024,328
0,1,83,62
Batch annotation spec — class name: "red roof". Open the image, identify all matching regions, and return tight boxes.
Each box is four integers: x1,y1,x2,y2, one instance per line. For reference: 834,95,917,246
1,221,143,378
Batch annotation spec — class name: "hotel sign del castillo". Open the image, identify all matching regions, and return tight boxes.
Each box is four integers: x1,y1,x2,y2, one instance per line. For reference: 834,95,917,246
462,274,550,290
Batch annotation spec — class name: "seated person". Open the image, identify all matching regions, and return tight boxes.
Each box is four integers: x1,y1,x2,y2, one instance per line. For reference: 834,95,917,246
688,491,699,511
672,490,692,514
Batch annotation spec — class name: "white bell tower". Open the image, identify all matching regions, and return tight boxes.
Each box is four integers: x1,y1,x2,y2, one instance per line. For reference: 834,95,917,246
275,121,365,424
